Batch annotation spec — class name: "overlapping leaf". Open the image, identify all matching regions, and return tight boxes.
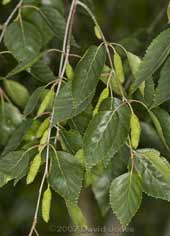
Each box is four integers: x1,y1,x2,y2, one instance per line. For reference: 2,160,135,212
49,151,84,203
4,21,42,61
92,145,129,216
149,108,170,151
135,149,170,201
153,56,170,107
72,45,106,106
53,45,106,124
110,172,142,228
131,28,170,93
0,151,30,181
83,103,131,168
0,103,23,146
2,119,32,155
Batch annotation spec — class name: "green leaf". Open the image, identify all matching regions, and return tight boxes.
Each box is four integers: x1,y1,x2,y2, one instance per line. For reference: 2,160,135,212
66,202,87,229
92,145,129,216
83,103,131,168
60,129,83,155
53,82,74,123
3,80,29,108
24,87,45,116
2,119,32,155
42,0,64,14
29,60,56,83
72,45,106,106
53,81,94,124
127,52,141,76
52,45,105,124
68,105,93,135
0,173,12,188
0,103,23,146
140,122,165,154
152,56,170,107
127,52,148,97
110,172,142,228
99,97,115,111
6,52,45,78
150,108,170,150
39,6,70,43
4,21,42,61
49,151,84,203
144,78,155,107
135,149,170,201
23,9,54,46
131,29,170,93
0,151,30,180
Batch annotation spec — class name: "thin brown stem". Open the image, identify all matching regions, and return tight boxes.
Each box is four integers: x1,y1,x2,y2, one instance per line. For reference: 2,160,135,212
28,1,78,235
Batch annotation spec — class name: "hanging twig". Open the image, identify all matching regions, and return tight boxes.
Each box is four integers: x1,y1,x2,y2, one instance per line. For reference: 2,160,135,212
28,1,78,235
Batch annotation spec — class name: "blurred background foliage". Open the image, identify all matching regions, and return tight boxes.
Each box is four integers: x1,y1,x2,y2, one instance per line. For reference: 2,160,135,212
0,0,170,236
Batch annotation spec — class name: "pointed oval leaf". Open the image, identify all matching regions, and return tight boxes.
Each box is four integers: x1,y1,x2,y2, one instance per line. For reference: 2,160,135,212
2,119,32,155
153,56,170,107
84,103,131,168
0,103,23,145
24,87,45,116
72,45,106,105
4,21,42,61
131,29,170,93
135,149,170,201
49,151,84,203
52,81,94,124
0,151,30,180
110,172,142,228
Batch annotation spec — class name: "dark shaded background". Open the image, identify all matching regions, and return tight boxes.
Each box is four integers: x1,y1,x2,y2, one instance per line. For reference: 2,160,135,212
0,0,170,236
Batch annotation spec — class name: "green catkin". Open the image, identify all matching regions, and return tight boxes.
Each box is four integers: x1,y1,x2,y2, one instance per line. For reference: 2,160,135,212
3,79,29,108
93,87,109,116
36,118,50,138
39,129,49,152
42,185,52,223
94,25,102,40
114,51,125,84
26,154,41,184
37,89,54,116
66,63,74,80
130,113,141,149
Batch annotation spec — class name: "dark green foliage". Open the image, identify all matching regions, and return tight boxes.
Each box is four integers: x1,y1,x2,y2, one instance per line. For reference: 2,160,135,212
1,0,170,234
